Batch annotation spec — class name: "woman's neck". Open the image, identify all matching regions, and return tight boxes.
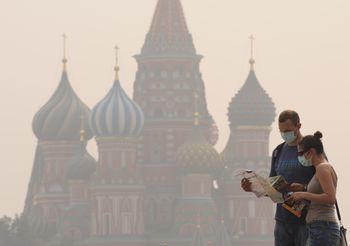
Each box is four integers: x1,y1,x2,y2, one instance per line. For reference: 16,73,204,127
313,154,327,167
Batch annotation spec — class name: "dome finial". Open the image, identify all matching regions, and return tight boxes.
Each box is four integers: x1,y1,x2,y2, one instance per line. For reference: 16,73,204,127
114,45,120,81
194,92,200,126
249,34,255,70
62,33,68,71
80,113,85,142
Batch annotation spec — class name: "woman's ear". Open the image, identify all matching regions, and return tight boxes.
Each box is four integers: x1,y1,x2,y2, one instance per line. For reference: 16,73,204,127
307,148,315,158
297,123,301,130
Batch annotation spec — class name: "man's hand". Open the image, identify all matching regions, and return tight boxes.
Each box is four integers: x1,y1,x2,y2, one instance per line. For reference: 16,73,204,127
241,178,252,192
286,183,306,192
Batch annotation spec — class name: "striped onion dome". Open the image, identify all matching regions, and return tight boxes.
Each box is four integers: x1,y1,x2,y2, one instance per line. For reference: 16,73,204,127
32,71,93,141
89,79,144,137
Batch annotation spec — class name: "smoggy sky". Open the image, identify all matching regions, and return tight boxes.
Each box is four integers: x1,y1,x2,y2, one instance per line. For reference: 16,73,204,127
1,0,349,225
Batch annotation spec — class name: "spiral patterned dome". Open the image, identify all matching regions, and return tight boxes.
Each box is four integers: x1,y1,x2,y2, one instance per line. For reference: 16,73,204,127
32,71,93,141
177,126,223,174
66,145,96,180
90,80,144,137
228,69,276,127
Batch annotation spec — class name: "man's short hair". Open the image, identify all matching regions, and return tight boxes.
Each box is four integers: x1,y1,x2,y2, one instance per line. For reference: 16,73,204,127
278,110,300,126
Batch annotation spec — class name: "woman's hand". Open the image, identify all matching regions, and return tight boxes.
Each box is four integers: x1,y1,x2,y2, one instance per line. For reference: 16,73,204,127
287,192,308,203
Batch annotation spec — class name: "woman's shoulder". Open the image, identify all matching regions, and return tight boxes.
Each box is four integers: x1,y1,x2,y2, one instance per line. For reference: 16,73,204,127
316,162,337,179
318,162,332,167
315,162,333,174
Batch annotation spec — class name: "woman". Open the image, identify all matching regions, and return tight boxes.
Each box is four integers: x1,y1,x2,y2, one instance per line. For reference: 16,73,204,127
289,131,340,246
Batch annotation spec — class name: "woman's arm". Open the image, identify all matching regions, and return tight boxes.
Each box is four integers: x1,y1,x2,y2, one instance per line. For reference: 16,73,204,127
291,164,336,204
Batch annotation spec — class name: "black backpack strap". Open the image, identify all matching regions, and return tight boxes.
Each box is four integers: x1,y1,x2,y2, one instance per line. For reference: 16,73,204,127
269,142,285,177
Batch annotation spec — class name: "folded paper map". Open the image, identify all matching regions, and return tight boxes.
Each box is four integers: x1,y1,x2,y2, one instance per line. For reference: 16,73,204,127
237,169,285,203
237,169,309,217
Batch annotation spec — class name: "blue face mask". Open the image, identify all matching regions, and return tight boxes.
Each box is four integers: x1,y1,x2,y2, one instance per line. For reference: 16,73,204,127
280,131,297,144
298,155,313,167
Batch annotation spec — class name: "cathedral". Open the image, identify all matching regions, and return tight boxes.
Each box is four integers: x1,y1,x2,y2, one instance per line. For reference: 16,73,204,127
23,0,277,245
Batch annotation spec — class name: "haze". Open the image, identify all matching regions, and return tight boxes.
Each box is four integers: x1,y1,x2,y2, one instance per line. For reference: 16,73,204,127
1,0,349,228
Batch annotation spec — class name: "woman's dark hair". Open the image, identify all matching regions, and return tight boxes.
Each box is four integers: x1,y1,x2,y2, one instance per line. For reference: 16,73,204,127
299,131,324,154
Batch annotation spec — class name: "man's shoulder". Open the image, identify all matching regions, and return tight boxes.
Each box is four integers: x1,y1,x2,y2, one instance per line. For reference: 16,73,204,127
272,142,285,157
275,142,285,150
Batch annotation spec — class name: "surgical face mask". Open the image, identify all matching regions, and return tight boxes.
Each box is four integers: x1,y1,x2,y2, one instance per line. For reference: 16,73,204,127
298,155,313,167
280,131,297,144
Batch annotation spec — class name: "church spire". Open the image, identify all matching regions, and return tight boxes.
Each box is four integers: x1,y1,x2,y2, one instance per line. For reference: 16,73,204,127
249,34,255,70
149,0,189,35
140,0,196,57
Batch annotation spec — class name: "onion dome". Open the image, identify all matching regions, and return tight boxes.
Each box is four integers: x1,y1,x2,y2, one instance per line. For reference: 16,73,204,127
66,145,96,180
227,69,275,126
177,98,222,173
227,37,275,127
33,71,92,141
177,127,222,174
32,37,92,141
90,47,144,137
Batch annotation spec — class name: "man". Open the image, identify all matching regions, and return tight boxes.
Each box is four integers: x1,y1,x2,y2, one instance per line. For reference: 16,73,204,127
241,110,315,246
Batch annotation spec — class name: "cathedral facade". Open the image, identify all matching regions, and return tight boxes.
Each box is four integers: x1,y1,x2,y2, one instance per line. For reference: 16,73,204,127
24,0,276,246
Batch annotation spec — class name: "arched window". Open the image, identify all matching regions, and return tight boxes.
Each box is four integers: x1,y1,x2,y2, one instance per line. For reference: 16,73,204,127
147,199,157,224
161,71,168,79
121,198,132,234
102,197,113,235
261,219,268,235
159,199,169,223
103,214,112,235
173,71,180,80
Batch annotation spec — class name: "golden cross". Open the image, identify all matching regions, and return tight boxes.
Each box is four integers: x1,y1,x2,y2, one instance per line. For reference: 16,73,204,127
115,45,119,66
114,45,120,80
249,34,255,60
62,33,67,70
